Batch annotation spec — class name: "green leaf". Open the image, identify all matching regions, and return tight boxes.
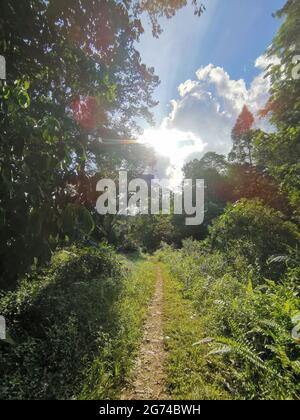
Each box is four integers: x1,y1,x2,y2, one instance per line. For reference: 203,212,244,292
77,205,95,236
18,90,30,109
23,80,30,90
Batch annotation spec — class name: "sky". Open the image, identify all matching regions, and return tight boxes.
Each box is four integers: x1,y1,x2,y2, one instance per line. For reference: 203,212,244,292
135,0,286,186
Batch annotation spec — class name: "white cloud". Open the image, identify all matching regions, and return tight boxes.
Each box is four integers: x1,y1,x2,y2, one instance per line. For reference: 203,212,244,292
178,80,199,97
164,55,272,158
141,54,273,186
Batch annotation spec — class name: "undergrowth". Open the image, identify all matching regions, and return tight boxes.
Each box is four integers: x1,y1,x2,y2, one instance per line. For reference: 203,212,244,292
79,259,156,400
161,264,229,400
0,245,156,400
157,239,300,400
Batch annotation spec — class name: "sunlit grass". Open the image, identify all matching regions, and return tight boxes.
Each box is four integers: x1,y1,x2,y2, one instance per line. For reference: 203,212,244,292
161,264,229,400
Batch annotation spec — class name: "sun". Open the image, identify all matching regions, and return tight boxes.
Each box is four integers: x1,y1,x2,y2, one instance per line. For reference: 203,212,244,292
140,128,205,159
139,127,206,187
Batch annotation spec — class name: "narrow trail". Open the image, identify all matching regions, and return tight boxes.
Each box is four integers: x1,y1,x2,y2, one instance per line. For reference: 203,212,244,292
121,267,169,400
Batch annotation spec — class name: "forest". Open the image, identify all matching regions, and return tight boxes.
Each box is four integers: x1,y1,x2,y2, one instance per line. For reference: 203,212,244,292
0,0,299,400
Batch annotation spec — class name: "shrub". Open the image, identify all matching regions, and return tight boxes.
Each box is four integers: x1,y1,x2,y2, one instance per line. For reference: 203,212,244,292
159,237,300,400
209,199,299,277
0,244,126,400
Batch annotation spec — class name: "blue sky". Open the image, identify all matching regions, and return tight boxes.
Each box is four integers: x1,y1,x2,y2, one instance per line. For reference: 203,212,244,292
138,0,286,125
136,0,286,185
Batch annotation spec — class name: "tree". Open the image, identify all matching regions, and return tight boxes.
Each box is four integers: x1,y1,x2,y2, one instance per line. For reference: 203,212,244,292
262,0,300,128
209,199,299,276
254,127,300,220
174,153,230,241
254,0,300,221
0,0,205,287
229,106,255,166
183,153,230,208
226,163,289,214
133,214,176,252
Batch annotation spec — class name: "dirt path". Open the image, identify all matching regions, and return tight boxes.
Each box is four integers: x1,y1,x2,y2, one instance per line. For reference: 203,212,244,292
121,267,169,400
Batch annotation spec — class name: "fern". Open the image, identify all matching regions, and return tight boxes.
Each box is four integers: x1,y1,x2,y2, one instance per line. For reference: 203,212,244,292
208,335,268,373
203,319,281,380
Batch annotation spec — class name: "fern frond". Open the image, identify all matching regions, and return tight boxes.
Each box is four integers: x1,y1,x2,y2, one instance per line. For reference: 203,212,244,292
212,335,268,372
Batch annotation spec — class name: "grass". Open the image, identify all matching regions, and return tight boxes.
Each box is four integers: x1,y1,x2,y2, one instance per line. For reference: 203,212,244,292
161,263,229,400
79,258,157,400
0,247,156,400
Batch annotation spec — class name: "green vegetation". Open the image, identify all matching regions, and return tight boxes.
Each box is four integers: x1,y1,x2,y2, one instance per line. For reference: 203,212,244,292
209,199,299,278
253,1,300,222
161,264,229,400
154,3,300,399
0,246,156,400
0,0,299,401
158,224,300,399
80,258,156,400
0,0,204,287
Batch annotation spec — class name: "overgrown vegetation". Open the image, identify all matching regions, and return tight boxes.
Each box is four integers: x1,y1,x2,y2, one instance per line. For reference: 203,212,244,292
156,1,300,399
161,264,229,400
0,245,156,400
209,199,299,279
80,258,156,400
0,0,204,287
0,0,299,401
158,205,300,399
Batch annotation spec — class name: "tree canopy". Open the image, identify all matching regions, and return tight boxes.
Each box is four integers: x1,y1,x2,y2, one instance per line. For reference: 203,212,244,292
0,0,204,286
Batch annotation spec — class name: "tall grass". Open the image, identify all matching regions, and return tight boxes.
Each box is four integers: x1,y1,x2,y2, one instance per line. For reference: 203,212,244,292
79,259,156,400
0,245,156,400
157,241,300,400
161,264,229,400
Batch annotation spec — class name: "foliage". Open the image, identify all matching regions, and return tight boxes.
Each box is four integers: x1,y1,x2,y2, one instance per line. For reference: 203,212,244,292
0,244,126,399
254,126,300,221
177,147,289,245
263,0,300,128
79,258,156,399
158,235,300,400
177,152,230,241
133,214,176,252
226,164,289,214
254,0,300,220
0,0,203,287
209,199,299,277
0,0,299,402
160,264,228,400
229,106,256,166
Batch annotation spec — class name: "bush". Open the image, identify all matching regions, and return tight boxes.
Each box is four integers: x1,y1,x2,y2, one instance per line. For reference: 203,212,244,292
209,199,300,277
0,244,126,400
159,235,300,400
